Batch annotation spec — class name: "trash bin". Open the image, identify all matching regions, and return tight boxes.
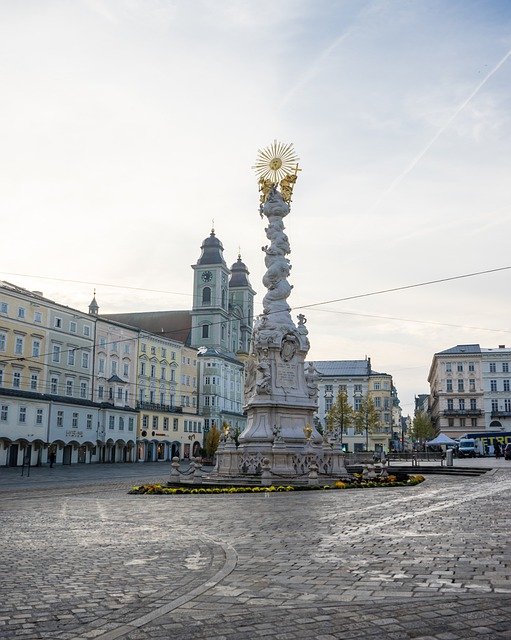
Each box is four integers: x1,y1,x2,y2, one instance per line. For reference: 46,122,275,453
446,449,453,467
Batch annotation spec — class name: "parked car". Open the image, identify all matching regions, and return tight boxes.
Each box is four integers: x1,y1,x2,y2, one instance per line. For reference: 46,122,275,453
504,443,511,461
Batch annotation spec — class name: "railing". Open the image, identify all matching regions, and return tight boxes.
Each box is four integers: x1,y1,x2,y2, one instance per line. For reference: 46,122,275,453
136,401,183,413
387,451,444,462
491,410,511,418
443,409,482,416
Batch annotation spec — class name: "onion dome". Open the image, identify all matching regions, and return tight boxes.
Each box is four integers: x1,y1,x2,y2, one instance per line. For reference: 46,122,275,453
197,229,226,266
229,254,251,288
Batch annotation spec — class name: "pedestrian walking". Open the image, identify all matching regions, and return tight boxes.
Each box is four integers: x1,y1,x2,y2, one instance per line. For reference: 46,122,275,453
494,442,501,459
49,451,56,468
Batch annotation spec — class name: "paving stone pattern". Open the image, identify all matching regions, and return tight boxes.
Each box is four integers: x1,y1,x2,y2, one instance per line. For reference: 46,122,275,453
0,465,510,639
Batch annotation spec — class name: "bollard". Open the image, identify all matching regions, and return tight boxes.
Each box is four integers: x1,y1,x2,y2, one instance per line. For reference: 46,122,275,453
170,456,180,483
446,449,453,467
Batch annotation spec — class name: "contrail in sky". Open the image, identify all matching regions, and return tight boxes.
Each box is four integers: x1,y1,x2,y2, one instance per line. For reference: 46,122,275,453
369,47,511,212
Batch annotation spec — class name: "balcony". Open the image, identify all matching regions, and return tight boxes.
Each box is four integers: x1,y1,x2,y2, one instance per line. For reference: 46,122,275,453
136,401,183,413
443,409,482,417
491,410,511,418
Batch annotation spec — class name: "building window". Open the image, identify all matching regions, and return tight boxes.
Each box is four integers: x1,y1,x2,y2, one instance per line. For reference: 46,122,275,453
111,341,118,353
82,352,89,369
0,368,3,386
161,367,166,380
503,363,509,373
98,385,104,399
54,317,62,328
470,399,477,411
325,397,333,412
170,369,175,382
123,363,129,377
504,380,510,392
354,398,362,411
202,287,211,305
86,414,93,429
141,343,146,353
83,325,91,337
374,397,381,408
57,411,64,427
468,362,475,372
15,337,23,355
490,380,498,392
457,380,464,392
202,324,209,339
70,321,77,333
458,399,465,410
184,420,188,432
19,407,26,423
447,399,454,410
490,362,496,373
119,417,124,430
163,417,169,431
140,362,146,376
51,377,58,394
492,399,498,411
374,382,381,390
12,372,21,388
446,379,453,392
72,412,78,427
445,362,452,372
0,405,7,421
150,365,156,378
31,374,38,390
31,340,41,357
99,358,105,374
117,387,123,400
173,418,178,431
111,360,117,375
0,333,6,352
128,417,134,431
80,382,88,398
456,362,463,372
142,415,149,428
505,398,511,412
152,416,158,429
469,379,475,392
124,343,130,354
325,384,333,393
68,350,75,366
0,302,8,314
448,418,454,427
66,380,74,396
460,418,466,428
354,384,362,393
109,416,115,429
18,307,26,319
471,418,478,428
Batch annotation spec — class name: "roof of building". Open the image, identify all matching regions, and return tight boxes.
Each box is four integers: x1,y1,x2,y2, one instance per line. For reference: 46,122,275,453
229,255,251,288
435,344,481,355
102,310,192,345
197,230,226,266
311,360,372,377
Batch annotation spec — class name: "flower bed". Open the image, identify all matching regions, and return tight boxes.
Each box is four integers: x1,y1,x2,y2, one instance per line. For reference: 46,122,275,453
128,475,425,495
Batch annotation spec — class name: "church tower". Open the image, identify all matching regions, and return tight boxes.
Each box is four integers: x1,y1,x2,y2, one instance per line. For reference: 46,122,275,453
190,228,231,351
228,254,255,354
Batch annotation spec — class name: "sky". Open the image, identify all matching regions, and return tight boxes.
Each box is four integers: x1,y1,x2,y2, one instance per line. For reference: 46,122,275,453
1,0,511,416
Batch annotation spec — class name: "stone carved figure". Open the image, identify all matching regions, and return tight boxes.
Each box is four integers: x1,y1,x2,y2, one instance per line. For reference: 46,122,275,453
244,356,257,398
256,358,271,395
305,362,319,400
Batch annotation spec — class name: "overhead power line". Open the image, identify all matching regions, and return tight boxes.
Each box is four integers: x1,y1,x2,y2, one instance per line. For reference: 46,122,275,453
293,266,511,310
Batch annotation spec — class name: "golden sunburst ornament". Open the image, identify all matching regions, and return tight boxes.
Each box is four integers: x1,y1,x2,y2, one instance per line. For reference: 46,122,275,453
253,140,300,183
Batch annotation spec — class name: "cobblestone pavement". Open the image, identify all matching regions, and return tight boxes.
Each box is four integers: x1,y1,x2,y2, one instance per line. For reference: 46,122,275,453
0,464,510,639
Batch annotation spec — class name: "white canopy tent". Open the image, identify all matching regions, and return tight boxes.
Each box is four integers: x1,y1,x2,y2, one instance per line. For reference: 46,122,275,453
426,433,458,446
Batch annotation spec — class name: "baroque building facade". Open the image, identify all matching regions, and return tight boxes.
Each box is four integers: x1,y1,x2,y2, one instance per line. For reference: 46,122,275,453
428,343,511,437
313,358,395,453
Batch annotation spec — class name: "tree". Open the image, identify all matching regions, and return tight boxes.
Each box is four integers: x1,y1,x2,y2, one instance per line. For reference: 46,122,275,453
411,412,437,443
204,425,221,459
354,394,380,451
326,391,354,449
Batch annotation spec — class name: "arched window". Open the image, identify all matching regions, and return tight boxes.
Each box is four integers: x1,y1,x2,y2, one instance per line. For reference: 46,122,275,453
202,324,209,339
221,288,226,308
202,287,211,305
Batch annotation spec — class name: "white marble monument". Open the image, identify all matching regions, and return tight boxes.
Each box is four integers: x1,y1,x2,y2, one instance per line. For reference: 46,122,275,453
214,141,347,482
